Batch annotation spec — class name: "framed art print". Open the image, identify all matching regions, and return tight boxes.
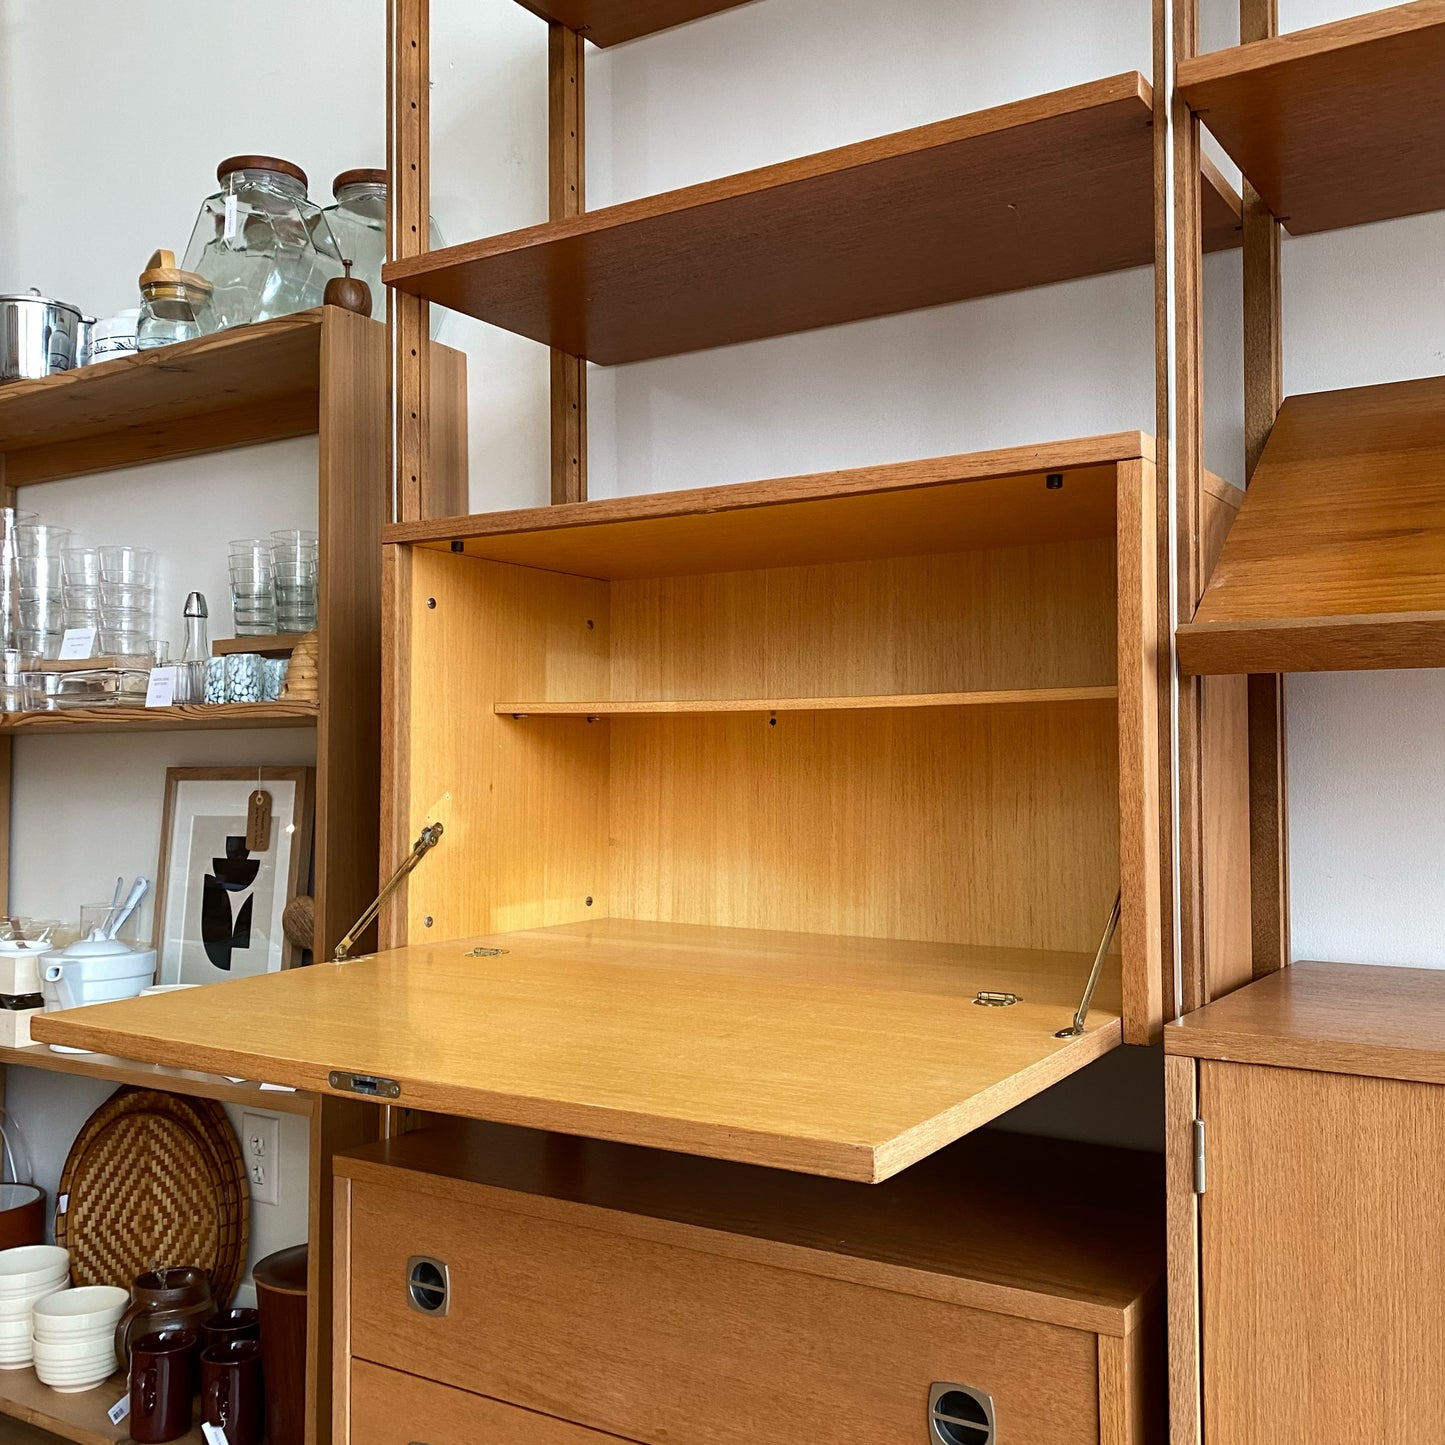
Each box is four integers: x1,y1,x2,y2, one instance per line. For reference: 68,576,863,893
155,766,315,986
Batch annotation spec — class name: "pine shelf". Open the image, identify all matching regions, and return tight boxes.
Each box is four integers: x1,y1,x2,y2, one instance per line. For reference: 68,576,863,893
385,74,1243,364
0,702,318,734
511,0,758,46
498,687,1119,717
1180,1,1445,235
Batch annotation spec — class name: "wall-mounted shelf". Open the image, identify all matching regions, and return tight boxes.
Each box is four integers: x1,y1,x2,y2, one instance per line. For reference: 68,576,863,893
1179,1,1445,234
498,687,1119,717
0,310,326,486
386,74,1242,364
0,702,319,734
1178,375,1445,674
511,0,758,45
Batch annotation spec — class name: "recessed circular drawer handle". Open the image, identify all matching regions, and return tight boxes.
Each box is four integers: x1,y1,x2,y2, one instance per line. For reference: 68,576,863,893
929,1383,995,1445
406,1255,450,1316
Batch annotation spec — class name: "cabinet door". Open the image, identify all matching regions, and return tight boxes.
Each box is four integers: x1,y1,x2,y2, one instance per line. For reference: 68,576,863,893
1200,1061,1445,1444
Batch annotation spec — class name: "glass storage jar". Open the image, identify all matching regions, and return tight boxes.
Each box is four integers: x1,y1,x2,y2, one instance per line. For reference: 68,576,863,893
182,156,344,331
323,169,445,333
136,252,214,350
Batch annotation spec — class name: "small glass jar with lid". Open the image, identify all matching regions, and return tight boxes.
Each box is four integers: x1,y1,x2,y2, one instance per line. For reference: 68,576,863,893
136,251,214,350
182,155,344,331
324,169,445,334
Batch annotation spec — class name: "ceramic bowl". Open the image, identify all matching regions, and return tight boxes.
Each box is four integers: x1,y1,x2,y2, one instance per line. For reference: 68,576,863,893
0,1316,30,1341
31,1285,127,1335
32,1333,117,1365
0,1245,69,1292
0,1279,67,1317
31,1317,112,1345
33,1357,113,1392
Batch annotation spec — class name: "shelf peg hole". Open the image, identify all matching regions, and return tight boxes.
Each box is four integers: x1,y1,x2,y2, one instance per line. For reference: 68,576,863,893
423,916,434,928
585,896,593,907
1046,473,1064,490
426,597,436,609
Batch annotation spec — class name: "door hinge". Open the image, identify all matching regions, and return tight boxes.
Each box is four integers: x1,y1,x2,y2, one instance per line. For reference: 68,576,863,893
1192,1118,1206,1195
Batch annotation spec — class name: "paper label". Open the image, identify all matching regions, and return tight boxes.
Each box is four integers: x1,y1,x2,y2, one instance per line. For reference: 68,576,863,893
203,1423,230,1445
145,666,177,708
57,1192,68,1215
108,1394,131,1425
223,193,239,241
57,627,96,660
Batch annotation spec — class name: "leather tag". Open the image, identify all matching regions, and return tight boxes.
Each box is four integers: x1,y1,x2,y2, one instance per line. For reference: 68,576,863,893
247,788,272,852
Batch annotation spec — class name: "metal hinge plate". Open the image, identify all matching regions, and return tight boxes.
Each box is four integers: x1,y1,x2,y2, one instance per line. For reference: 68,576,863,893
329,1070,402,1100
1192,1118,1206,1195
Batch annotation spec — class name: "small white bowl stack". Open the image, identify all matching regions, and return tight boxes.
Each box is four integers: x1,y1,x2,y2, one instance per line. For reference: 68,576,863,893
31,1285,129,1393
0,1245,70,1370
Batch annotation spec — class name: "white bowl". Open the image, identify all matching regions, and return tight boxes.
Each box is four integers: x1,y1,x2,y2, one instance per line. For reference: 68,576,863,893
32,1334,116,1365
0,1246,69,1291
0,1267,67,1295
32,1319,112,1345
0,1280,68,1317
0,1317,29,1341
34,1360,112,1392
31,1286,127,1334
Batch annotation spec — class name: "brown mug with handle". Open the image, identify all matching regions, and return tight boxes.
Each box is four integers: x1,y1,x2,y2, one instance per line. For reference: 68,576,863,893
202,1337,265,1445
129,1329,197,1444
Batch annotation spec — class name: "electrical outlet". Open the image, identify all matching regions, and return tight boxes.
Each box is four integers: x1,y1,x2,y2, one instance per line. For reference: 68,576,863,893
242,1112,280,1207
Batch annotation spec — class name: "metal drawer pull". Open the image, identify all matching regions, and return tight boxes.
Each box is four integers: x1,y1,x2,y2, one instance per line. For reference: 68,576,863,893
406,1256,450,1316
929,1383,994,1444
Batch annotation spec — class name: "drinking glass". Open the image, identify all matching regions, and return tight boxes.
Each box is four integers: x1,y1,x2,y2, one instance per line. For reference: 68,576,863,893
98,546,157,584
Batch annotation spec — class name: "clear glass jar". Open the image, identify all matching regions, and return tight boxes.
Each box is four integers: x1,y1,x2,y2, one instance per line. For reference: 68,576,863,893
182,156,344,331
323,169,445,334
136,252,214,350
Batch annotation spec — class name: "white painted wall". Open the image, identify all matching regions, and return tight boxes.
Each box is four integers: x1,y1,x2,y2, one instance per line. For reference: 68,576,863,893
0,0,1429,1186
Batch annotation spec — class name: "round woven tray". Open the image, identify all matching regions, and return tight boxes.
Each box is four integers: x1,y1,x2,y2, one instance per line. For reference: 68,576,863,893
55,1087,250,1306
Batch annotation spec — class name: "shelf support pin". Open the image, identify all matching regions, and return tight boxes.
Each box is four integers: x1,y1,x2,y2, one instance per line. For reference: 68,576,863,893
1055,889,1121,1039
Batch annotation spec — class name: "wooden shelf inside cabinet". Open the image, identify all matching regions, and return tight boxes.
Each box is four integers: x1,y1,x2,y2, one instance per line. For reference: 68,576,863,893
35,920,1125,1183
1166,960,1445,1085
0,1042,314,1116
1179,1,1445,235
1178,375,1445,674
0,1365,200,1445
0,701,319,734
386,73,1243,364
211,635,298,657
498,687,1120,716
511,0,759,46
0,310,326,486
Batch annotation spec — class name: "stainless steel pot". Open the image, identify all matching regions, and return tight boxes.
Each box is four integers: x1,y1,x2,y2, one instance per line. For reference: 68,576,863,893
0,290,83,384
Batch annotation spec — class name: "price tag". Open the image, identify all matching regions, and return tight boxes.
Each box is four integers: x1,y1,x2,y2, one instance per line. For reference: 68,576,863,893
203,1423,230,1445
107,1393,131,1426
57,627,96,660
223,192,239,241
145,666,177,708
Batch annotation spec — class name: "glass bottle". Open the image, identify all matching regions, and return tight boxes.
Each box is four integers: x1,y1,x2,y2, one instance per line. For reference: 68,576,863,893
178,591,209,705
323,169,445,334
183,156,344,331
136,252,214,350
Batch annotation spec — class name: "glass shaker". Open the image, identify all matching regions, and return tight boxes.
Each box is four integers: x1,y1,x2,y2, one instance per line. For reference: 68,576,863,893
178,591,209,704
136,252,214,349
183,156,344,331
323,169,445,334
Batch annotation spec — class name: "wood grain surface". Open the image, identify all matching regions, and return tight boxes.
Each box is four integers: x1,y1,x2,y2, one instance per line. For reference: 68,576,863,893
1200,1061,1445,1443
0,701,318,734
1179,375,1445,673
511,0,757,46
1165,1055,1202,1445
1167,959,1445,1083
386,74,1242,363
34,918,1124,1181
496,686,1120,715
1181,1,1445,235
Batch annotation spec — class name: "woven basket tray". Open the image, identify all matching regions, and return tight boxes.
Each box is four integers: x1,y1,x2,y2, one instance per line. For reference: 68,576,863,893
55,1087,250,1306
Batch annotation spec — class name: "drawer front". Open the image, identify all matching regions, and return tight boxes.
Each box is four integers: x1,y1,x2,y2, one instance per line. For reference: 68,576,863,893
348,1180,1100,1445
350,1361,634,1444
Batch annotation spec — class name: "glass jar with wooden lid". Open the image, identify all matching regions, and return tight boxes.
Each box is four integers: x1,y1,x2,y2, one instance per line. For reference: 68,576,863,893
135,250,214,349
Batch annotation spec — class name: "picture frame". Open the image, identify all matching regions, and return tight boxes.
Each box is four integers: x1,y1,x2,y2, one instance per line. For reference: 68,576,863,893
154,766,315,987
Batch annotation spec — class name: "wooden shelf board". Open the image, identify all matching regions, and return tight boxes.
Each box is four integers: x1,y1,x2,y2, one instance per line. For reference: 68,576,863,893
0,1366,202,1445
1180,2,1445,235
1166,960,1445,1086
0,702,319,734
511,0,758,46
0,310,327,485
0,1042,315,1116
498,686,1120,717
1179,375,1445,674
340,1121,1163,1336
387,435,1146,579
34,918,1124,1183
211,635,299,657
385,74,1242,364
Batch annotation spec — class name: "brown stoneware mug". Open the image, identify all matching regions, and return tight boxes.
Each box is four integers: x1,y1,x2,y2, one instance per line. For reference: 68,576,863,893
130,1329,197,1444
201,1306,260,1354
201,1338,265,1445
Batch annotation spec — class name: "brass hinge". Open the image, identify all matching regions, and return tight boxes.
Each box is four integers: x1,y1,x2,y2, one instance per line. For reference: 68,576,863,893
1193,1118,1207,1195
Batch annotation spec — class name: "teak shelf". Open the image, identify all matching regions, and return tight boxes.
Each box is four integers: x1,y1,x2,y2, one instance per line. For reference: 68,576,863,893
497,686,1120,716
1178,375,1445,674
385,74,1243,364
510,0,758,46
1180,1,1445,236
0,701,319,734
0,1365,198,1445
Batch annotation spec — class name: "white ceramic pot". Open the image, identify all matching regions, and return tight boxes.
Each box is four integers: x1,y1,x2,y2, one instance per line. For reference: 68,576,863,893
41,944,155,1012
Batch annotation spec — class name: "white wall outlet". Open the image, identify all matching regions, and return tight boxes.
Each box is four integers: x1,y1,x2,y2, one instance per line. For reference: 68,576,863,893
241,1111,280,1207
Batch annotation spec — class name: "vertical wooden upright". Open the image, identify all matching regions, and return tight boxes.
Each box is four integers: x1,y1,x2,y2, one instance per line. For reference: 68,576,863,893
549,23,587,504
1239,0,1290,980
